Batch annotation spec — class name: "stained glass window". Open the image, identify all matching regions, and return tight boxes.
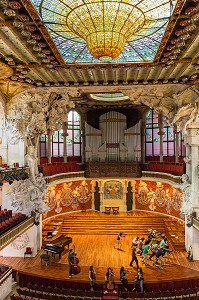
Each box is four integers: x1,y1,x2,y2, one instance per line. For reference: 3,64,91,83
31,0,176,63
40,134,48,157
67,110,81,156
145,109,159,156
52,130,63,157
39,110,81,158
145,109,185,159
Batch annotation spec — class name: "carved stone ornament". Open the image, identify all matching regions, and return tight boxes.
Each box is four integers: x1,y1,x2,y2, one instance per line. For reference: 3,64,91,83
183,154,192,164
123,84,192,119
180,174,192,215
10,233,29,250
173,102,199,133
6,173,49,217
6,89,80,178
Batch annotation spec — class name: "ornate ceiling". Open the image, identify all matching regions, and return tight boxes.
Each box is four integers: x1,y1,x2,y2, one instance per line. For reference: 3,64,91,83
0,0,198,110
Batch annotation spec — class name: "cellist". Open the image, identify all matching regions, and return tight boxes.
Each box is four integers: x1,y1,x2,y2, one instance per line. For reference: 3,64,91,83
68,249,76,278
104,267,117,294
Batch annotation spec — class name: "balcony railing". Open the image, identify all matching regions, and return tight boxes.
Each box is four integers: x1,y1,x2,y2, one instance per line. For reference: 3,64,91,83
85,162,142,178
193,217,199,231
0,217,34,250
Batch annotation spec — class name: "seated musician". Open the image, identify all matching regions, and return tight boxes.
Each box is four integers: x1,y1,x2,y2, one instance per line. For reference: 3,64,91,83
68,249,76,278
104,267,117,294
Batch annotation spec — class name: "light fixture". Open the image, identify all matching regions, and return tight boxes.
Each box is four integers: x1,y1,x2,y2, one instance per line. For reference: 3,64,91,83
33,0,175,62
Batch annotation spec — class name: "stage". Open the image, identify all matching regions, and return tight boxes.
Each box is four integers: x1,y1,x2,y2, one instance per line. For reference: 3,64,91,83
1,212,199,291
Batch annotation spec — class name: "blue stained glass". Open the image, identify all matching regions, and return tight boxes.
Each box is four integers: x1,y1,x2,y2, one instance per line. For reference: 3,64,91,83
31,0,176,64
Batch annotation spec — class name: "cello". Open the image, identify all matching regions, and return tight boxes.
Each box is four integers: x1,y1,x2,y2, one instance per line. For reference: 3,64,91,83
106,268,114,291
71,246,81,275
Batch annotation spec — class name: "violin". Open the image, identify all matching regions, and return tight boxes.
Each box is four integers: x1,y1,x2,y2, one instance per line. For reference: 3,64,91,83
71,246,81,275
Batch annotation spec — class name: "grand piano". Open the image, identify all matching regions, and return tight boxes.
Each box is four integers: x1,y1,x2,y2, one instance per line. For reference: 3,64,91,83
44,234,72,260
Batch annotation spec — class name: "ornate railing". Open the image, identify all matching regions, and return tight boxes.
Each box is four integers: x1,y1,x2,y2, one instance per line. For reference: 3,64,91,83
142,171,182,184
45,171,85,184
0,217,34,250
85,162,142,178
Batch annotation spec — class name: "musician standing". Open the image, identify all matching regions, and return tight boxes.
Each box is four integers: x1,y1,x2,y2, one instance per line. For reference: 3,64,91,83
132,267,144,292
68,249,75,278
120,266,128,291
89,265,96,291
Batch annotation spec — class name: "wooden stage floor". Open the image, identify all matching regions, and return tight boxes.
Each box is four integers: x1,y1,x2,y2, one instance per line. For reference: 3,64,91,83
1,212,199,286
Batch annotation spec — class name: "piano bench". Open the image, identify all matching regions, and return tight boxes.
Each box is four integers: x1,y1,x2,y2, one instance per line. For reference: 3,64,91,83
40,254,50,267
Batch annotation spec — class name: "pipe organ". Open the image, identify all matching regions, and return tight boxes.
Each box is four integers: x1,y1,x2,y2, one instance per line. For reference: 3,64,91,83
85,111,141,162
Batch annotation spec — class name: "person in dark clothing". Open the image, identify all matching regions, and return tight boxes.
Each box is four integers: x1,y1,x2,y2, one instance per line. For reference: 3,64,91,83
137,237,145,256
132,267,144,292
89,265,96,291
149,242,159,261
129,245,139,268
104,267,117,294
114,232,123,249
68,249,76,277
120,266,128,291
152,247,166,269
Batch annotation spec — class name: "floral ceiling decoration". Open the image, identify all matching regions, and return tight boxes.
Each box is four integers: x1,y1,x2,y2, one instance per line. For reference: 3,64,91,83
0,62,13,79
31,0,176,63
0,80,33,99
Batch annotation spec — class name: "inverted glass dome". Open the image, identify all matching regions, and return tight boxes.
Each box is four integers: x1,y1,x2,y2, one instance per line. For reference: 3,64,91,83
31,0,176,64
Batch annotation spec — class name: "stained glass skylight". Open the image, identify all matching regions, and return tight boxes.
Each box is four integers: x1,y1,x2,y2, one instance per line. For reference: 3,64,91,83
31,0,176,64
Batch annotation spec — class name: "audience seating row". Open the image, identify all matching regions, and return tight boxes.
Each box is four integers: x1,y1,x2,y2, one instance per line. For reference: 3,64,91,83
42,163,80,176
146,162,184,176
119,286,199,299
27,283,101,297
0,213,27,236
16,286,101,300
40,156,82,166
0,209,12,222
145,156,185,164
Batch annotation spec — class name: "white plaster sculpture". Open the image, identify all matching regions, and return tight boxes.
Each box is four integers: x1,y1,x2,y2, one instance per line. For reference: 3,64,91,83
180,174,192,215
173,102,199,133
7,173,49,216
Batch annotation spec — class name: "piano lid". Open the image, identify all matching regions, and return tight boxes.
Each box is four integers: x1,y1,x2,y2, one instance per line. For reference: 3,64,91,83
44,234,72,247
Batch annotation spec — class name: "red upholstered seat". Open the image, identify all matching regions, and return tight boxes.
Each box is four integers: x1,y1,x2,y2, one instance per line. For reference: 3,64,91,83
24,247,33,258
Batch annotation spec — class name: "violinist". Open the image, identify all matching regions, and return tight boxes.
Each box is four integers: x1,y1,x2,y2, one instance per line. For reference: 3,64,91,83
68,249,76,278
89,265,96,291
104,267,117,294
120,266,128,291
132,267,144,293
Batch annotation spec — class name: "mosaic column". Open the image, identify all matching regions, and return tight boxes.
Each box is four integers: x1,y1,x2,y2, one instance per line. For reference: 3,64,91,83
184,134,191,180
81,112,86,164
141,115,146,164
47,133,51,164
1,127,8,164
174,127,179,163
183,126,199,259
62,121,68,163
158,113,164,162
